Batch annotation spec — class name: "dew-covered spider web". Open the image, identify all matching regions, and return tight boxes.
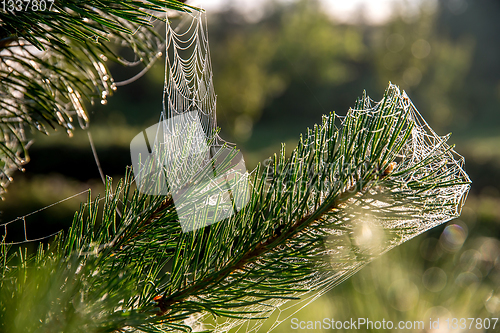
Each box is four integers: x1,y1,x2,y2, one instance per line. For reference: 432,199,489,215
187,90,471,333
130,9,250,232
162,11,218,143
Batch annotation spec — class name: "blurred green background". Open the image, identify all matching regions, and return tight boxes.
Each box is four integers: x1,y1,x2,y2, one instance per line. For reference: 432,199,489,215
2,0,500,331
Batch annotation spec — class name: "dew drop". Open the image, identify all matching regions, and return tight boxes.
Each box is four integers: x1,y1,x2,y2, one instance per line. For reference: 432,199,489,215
55,111,64,124
67,129,73,137
111,83,117,91
101,99,107,105
100,54,108,62
103,75,109,81
98,62,106,74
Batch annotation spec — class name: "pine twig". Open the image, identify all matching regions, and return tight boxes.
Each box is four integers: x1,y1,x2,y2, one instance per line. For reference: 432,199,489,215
156,175,374,314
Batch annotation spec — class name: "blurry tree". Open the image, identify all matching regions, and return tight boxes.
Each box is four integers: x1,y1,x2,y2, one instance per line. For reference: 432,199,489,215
212,23,285,141
208,0,489,146
370,0,475,131
210,0,365,141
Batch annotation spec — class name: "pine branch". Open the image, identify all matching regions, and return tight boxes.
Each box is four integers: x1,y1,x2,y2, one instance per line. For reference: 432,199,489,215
0,84,471,333
156,178,368,315
0,0,194,196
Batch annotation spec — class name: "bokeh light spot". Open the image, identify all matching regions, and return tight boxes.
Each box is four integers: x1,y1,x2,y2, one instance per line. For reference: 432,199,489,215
386,33,405,52
440,224,467,252
422,267,447,292
411,39,431,59
403,67,422,86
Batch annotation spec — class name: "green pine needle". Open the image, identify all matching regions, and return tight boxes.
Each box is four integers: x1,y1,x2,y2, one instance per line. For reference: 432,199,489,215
0,0,195,196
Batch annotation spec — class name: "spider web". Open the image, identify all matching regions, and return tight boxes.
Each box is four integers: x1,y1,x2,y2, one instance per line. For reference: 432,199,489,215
162,11,219,142
0,189,91,245
192,88,470,333
128,9,252,233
